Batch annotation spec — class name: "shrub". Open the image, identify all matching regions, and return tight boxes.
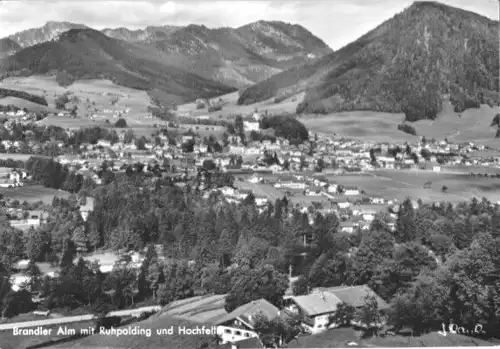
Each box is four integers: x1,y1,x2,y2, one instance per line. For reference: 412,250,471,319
208,105,222,112
397,123,417,136
115,118,128,128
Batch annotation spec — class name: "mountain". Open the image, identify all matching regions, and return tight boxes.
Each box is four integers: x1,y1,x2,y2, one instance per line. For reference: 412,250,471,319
0,28,236,105
0,38,21,59
2,20,331,88
101,25,181,43
8,21,88,48
238,1,499,121
103,21,332,87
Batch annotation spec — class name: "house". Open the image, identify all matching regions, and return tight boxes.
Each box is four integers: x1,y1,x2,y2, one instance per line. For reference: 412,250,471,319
312,285,389,311
248,174,263,184
79,197,95,221
97,139,111,148
340,221,354,233
305,187,323,196
286,292,343,334
371,197,384,204
343,186,360,196
215,299,281,344
243,121,260,132
237,189,253,200
255,197,268,206
287,285,389,333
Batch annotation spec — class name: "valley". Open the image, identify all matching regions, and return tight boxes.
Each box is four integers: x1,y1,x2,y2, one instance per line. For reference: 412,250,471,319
0,1,498,349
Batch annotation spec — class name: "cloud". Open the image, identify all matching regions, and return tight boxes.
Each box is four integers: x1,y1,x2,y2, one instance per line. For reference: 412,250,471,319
0,0,497,49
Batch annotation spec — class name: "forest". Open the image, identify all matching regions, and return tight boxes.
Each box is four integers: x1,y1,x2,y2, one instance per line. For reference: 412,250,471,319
0,87,48,106
0,168,498,340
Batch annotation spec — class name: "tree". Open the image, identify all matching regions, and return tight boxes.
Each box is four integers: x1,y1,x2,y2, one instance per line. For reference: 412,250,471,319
2,289,35,318
115,118,128,128
442,185,448,193
292,275,309,296
234,115,244,134
26,259,42,292
253,314,303,348
353,229,394,284
355,294,385,337
26,227,44,261
329,302,356,327
395,198,417,243
225,265,288,312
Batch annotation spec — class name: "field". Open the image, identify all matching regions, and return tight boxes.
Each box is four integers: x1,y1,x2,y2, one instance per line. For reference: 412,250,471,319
234,180,284,201
176,91,299,119
0,185,71,203
1,76,161,137
300,102,500,146
0,153,43,161
159,294,227,323
335,169,500,203
177,124,226,138
0,96,55,113
293,327,496,348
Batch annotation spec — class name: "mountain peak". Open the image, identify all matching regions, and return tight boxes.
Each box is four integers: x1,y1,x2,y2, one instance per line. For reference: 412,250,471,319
239,0,498,120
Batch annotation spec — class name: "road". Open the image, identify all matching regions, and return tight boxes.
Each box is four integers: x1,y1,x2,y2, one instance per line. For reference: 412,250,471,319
0,305,161,332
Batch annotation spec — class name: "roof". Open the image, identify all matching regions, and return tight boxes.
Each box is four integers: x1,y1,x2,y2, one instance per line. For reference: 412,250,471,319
233,337,265,349
213,299,280,327
291,292,342,316
79,197,95,212
314,285,389,310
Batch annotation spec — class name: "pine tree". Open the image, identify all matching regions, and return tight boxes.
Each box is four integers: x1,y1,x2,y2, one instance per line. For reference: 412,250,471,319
26,227,44,261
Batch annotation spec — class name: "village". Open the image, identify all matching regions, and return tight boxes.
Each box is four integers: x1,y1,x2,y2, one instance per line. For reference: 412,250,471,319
1,102,500,348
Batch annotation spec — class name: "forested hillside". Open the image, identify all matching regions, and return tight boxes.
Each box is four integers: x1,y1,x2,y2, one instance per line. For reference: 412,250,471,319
239,1,499,121
0,29,236,105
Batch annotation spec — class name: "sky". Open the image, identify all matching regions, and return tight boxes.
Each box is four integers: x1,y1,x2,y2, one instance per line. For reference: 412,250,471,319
0,0,498,50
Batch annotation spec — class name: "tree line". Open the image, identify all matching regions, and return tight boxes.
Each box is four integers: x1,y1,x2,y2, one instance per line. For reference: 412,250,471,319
0,160,498,340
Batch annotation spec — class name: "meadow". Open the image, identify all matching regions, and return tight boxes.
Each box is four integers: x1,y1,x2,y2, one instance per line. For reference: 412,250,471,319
233,180,284,200
0,185,71,203
1,76,160,137
0,153,42,161
299,102,500,146
332,169,500,203
176,91,298,119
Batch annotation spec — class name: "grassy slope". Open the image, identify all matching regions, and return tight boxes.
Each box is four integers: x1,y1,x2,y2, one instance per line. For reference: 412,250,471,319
238,1,499,119
300,102,500,145
0,28,237,106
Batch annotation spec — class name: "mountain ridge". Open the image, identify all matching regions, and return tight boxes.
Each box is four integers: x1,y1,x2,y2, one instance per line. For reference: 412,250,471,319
2,20,332,88
0,28,237,105
238,1,499,121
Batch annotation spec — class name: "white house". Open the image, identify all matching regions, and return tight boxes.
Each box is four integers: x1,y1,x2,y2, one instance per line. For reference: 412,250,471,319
340,221,354,234
255,197,268,206
248,174,263,184
215,299,281,344
287,285,389,334
344,187,360,196
285,292,342,334
79,197,95,221
244,121,260,132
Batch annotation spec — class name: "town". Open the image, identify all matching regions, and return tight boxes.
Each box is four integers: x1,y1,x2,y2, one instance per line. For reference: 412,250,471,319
0,96,499,348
